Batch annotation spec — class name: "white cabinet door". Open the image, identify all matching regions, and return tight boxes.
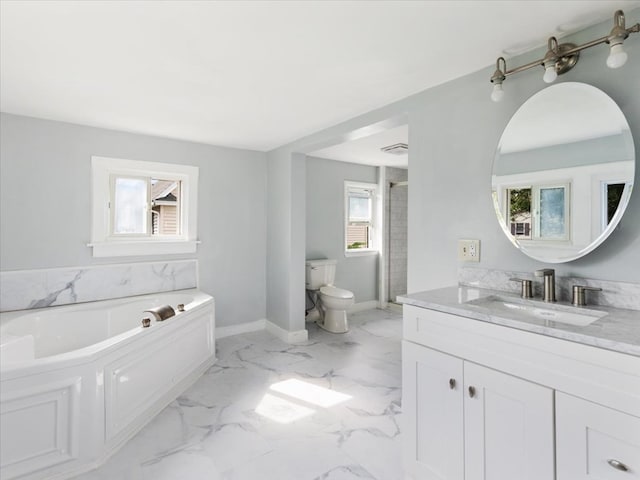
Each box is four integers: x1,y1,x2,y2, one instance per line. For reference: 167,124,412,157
402,341,464,480
464,362,555,480
556,392,640,479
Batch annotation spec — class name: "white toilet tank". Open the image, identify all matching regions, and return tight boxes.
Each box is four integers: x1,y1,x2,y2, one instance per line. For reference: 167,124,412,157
305,259,337,289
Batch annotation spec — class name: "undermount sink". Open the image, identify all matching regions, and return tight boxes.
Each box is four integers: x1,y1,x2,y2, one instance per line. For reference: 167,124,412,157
466,295,607,327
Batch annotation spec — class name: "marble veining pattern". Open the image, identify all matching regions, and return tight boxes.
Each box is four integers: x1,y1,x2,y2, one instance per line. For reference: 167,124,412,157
0,260,197,312
73,308,404,480
399,286,640,356
458,266,640,311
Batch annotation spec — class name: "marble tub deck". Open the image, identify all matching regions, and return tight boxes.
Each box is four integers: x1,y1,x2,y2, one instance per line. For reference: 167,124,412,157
74,308,404,480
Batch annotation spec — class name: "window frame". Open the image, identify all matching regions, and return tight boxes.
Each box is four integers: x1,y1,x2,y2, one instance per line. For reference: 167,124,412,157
503,181,571,243
532,182,571,242
90,156,199,257
344,181,378,256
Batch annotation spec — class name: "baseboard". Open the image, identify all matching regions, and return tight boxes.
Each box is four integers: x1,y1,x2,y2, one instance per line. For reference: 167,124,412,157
216,318,266,339
349,300,379,313
265,319,309,344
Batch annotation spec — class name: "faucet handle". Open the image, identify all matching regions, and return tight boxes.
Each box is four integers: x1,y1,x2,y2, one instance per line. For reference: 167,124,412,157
510,278,533,298
572,285,602,307
534,268,555,277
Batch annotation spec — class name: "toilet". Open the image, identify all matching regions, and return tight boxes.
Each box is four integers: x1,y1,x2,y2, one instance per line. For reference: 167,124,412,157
305,259,354,333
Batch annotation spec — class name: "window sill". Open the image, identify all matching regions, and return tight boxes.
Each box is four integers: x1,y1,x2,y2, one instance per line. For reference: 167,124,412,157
88,240,200,258
344,249,379,258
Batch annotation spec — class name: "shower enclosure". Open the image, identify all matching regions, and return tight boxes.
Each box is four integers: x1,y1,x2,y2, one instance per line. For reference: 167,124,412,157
386,168,408,304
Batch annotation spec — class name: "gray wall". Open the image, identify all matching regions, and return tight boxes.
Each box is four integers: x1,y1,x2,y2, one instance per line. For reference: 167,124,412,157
305,156,378,304
406,21,640,291
0,113,267,328
266,151,306,333
496,134,631,175
267,12,640,335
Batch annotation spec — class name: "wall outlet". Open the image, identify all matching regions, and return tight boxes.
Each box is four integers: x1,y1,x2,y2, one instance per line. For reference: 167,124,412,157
458,239,480,262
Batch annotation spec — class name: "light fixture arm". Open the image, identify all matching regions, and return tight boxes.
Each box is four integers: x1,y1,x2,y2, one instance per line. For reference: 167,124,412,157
491,10,639,83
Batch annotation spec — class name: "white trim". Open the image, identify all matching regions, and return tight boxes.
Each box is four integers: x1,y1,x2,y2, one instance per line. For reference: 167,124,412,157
216,319,266,339
265,319,309,344
349,300,379,313
88,240,199,257
344,249,378,258
90,156,199,257
344,180,378,253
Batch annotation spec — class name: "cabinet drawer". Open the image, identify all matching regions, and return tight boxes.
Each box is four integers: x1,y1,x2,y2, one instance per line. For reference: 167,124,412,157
556,392,640,479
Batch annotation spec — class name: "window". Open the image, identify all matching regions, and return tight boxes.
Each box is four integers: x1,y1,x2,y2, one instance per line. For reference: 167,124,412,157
603,182,625,227
537,185,568,239
90,156,199,257
508,188,532,239
110,176,181,236
505,183,570,242
345,182,377,254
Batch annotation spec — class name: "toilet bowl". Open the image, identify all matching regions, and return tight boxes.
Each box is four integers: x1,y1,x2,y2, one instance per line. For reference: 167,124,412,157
305,259,355,334
318,285,354,334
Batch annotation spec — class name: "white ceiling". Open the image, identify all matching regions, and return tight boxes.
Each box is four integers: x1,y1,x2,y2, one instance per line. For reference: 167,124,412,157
310,124,409,167
1,1,639,152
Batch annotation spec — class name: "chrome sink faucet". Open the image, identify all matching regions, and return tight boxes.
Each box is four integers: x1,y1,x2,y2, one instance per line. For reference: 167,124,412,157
535,268,556,302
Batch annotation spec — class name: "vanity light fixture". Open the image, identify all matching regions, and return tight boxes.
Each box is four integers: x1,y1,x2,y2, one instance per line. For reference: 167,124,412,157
490,9,639,102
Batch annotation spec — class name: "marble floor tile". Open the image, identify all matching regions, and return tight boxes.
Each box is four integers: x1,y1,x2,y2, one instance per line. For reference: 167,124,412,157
74,308,404,480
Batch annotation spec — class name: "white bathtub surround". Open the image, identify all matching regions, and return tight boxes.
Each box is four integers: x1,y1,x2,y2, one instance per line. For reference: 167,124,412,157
458,266,640,311
0,260,198,312
72,308,403,480
0,290,215,480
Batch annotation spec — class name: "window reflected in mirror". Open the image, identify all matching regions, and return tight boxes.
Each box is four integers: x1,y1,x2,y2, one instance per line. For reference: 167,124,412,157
605,183,625,226
508,188,531,239
538,185,567,240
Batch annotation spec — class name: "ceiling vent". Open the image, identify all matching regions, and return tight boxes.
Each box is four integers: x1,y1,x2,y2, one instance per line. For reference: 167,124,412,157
380,143,408,155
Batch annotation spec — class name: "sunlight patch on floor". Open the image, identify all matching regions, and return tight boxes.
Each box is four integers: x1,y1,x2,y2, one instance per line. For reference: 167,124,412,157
270,379,352,408
254,393,315,424
255,379,352,424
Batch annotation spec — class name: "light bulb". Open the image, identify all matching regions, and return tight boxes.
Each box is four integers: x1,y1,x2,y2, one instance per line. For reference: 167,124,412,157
607,43,628,68
543,65,557,83
491,83,504,102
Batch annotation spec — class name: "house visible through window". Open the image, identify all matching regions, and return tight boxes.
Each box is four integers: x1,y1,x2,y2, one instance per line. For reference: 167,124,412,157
345,182,376,252
111,176,181,237
151,180,180,235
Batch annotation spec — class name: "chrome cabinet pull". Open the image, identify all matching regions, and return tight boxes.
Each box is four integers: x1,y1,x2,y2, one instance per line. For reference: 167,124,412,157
468,386,476,398
607,459,629,472
449,378,456,389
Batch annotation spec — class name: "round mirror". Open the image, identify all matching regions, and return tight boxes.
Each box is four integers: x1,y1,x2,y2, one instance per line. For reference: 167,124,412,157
492,82,635,263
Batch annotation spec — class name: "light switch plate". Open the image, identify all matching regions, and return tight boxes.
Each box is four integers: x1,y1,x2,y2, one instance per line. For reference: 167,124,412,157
458,239,480,262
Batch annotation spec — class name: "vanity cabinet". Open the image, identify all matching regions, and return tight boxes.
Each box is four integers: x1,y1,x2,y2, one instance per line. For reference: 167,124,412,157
402,304,640,480
556,392,640,479
403,341,554,480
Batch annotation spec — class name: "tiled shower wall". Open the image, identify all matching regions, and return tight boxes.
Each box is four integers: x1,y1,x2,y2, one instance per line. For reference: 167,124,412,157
386,167,408,303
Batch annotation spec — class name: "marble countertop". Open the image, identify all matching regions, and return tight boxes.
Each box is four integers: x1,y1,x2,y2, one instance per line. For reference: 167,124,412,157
398,286,640,357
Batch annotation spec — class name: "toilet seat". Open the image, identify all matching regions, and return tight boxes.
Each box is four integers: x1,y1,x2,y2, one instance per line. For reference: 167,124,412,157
320,285,354,299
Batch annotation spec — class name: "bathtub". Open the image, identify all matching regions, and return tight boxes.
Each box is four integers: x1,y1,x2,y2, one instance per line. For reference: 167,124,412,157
0,289,215,480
